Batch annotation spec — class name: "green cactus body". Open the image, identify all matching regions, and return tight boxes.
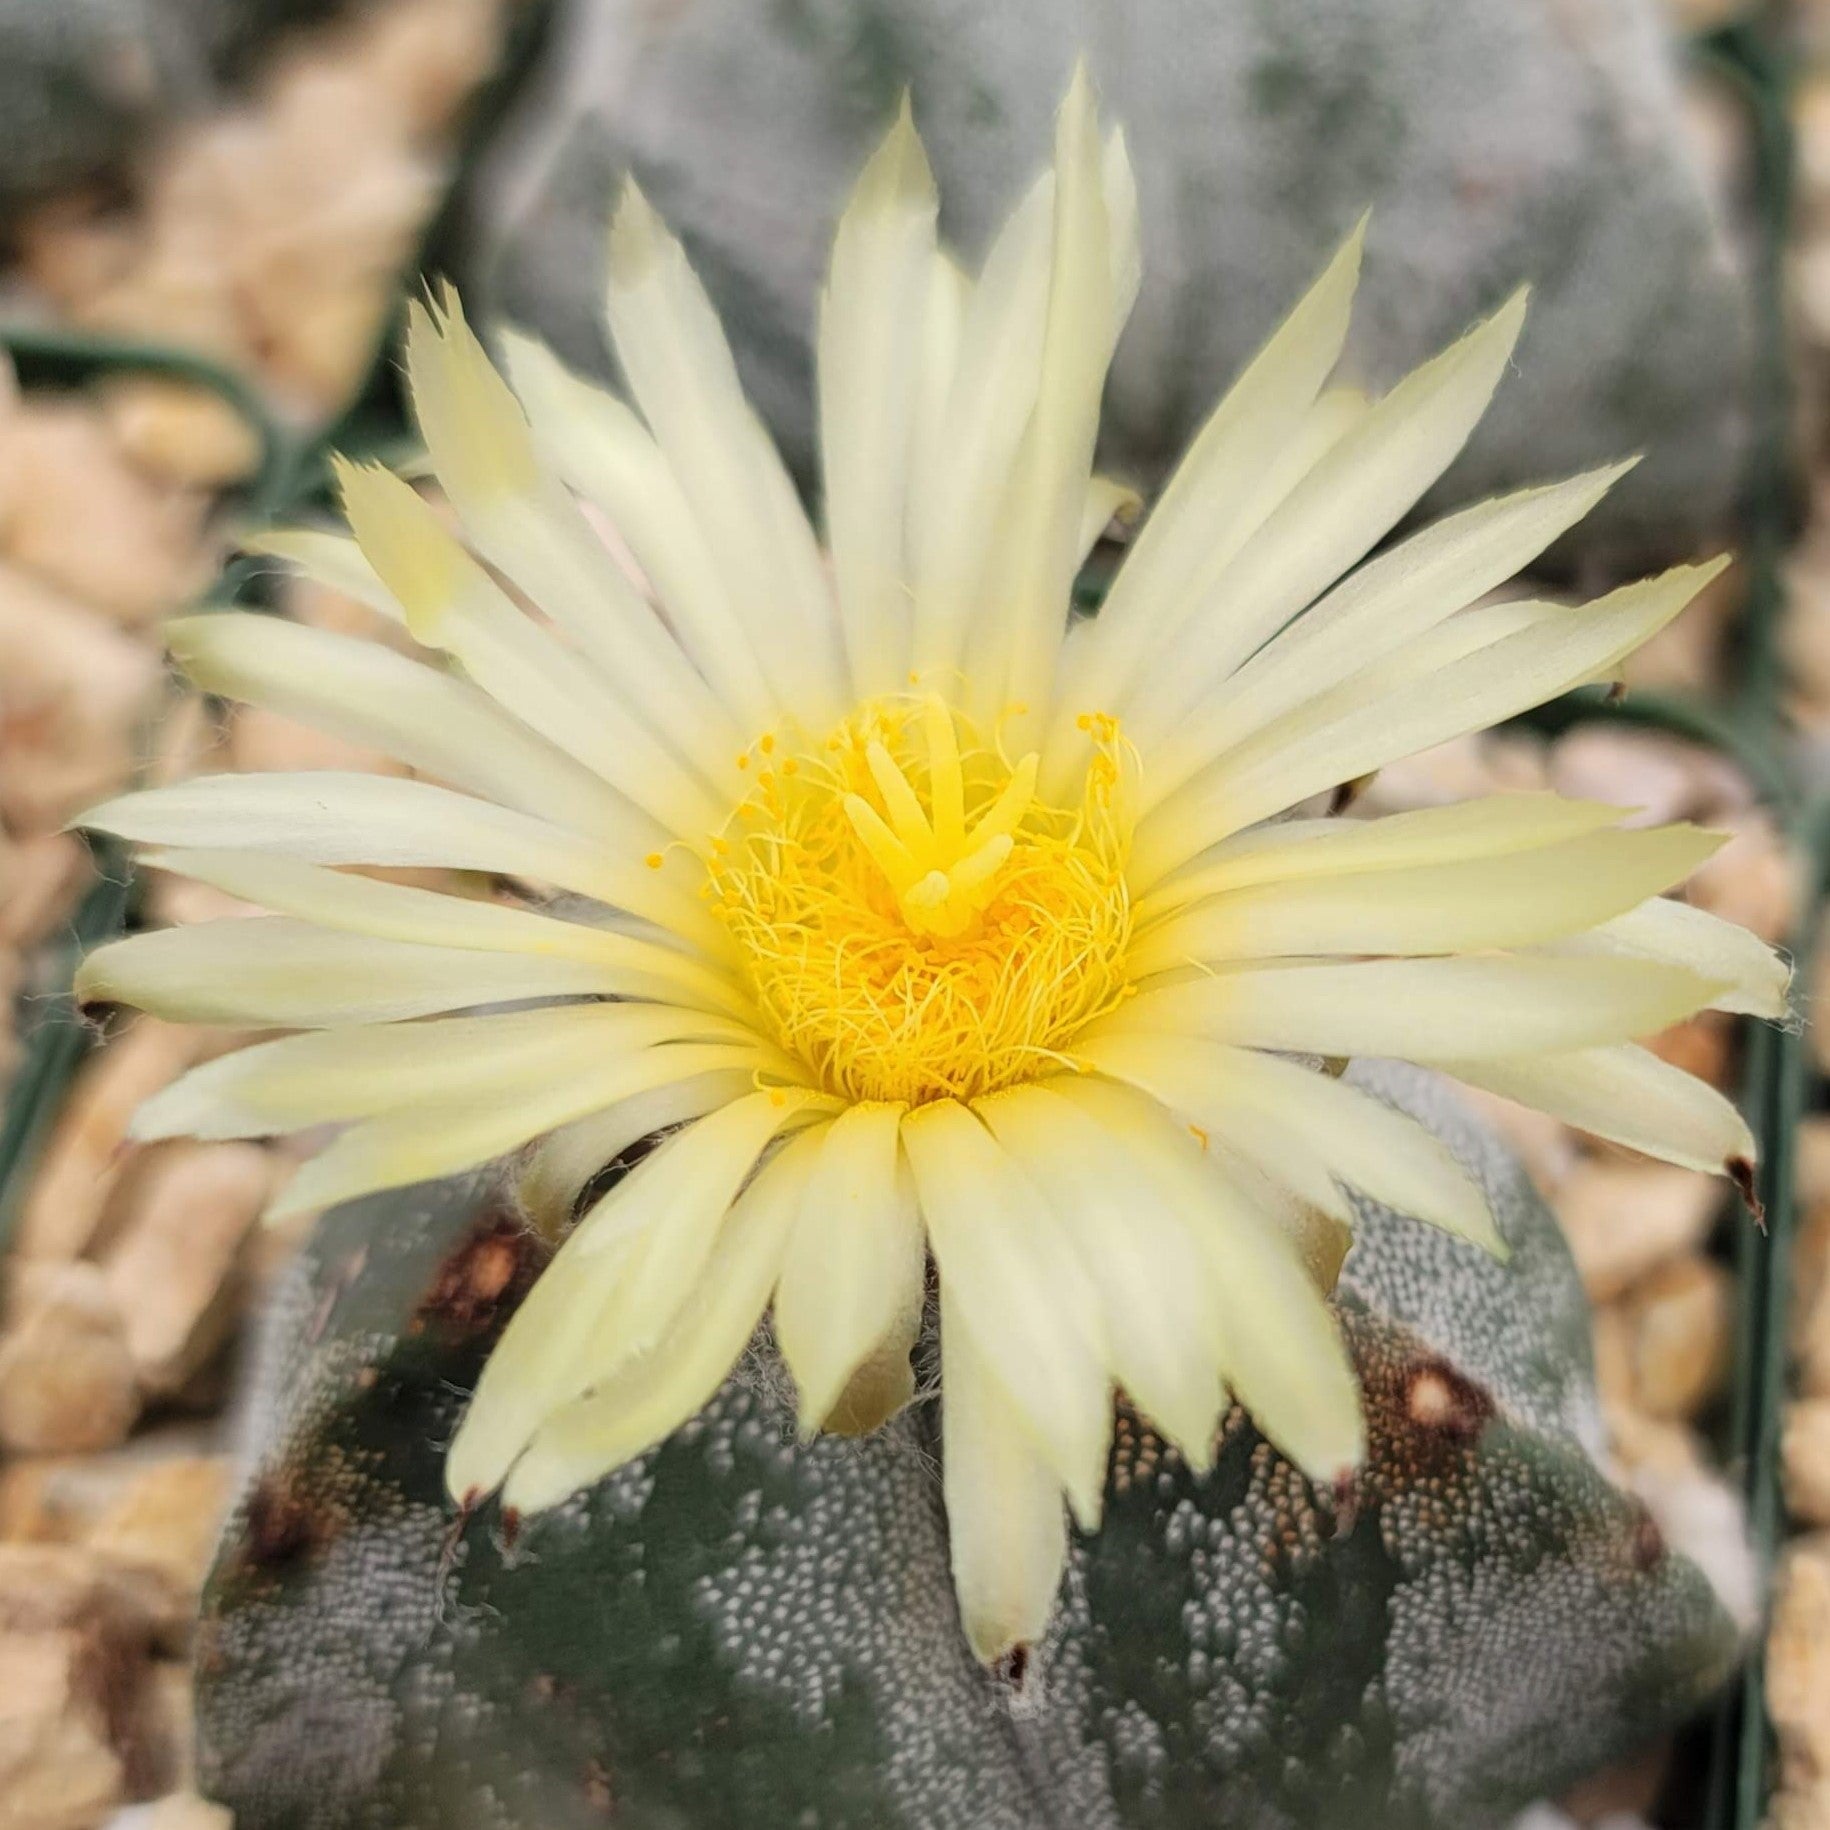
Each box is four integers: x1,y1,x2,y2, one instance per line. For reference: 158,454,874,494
195,1063,1738,1828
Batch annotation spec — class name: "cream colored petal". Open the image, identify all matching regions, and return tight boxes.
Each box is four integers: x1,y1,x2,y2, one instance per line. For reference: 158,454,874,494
76,919,643,1029
901,1098,1111,1526
1542,895,1791,1019
977,67,1125,742
941,1286,1069,1665
404,294,745,769
499,329,779,736
1440,1045,1757,1178
1142,462,1636,799
338,458,733,836
78,772,716,950
1044,218,1367,780
905,252,968,573
1076,475,1142,565
1102,126,1141,320
1074,1039,1354,1228
140,848,751,1018
1077,1034,1502,1253
268,1038,776,1221
1136,793,1628,923
516,1068,758,1233
819,99,938,701
133,1004,758,1141
1128,824,1723,973
908,169,1055,686
773,1101,923,1431
606,185,847,730
242,527,404,624
1094,954,1730,1062
1056,1077,1364,1483
1121,290,1531,751
166,612,633,840
502,1129,812,1513
976,1082,1226,1467
447,1098,828,1501
1133,557,1729,885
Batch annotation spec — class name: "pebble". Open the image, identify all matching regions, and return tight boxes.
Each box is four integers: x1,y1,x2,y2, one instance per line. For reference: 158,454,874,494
1788,1400,1830,1527
0,1264,140,1455
1549,1160,1724,1304
1770,1536,1830,1789
1621,1257,1733,1422
0,398,210,625
0,563,161,835
15,1021,208,1266
100,1143,275,1398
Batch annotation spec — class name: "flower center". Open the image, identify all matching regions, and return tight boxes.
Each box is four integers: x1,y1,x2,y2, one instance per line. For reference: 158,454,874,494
704,696,1134,1105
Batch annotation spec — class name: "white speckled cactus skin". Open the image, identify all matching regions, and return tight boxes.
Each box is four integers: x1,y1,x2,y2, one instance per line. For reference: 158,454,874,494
194,1064,1739,1829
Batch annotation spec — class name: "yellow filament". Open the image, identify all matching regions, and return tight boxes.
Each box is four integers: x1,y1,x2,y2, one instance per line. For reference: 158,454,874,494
706,695,1134,1104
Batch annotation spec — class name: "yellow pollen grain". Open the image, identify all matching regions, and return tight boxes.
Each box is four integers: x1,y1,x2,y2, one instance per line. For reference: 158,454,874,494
704,695,1134,1106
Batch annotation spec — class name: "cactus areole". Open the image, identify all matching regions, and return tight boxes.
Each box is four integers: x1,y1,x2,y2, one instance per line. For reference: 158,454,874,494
78,67,1784,1668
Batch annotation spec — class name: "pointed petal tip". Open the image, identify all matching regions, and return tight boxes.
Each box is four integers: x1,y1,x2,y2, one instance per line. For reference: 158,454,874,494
1729,1155,1765,1229
607,176,662,272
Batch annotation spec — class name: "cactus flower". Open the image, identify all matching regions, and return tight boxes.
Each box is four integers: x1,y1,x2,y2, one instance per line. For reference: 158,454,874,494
76,71,1786,1662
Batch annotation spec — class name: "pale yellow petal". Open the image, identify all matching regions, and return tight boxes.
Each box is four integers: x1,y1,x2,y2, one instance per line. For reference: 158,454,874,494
1440,1045,1757,1178
404,293,745,768
1045,218,1367,778
1076,1034,1502,1253
773,1101,923,1431
499,329,779,735
1133,558,1729,884
1094,955,1730,1062
75,919,643,1029
1128,824,1723,973
268,1038,782,1221
337,458,733,837
819,98,938,700
133,1004,757,1141
502,1131,812,1513
447,1098,829,1502
1055,1077,1364,1482
901,1097,1111,1526
78,772,716,950
138,848,750,1018
976,1082,1226,1466
242,526,404,624
1076,474,1141,564
978,65,1125,741
1136,793,1627,924
905,251,968,571
516,1069,758,1232
1141,462,1637,799
908,170,1055,686
1544,895,1791,1019
1122,290,1531,750
166,612,633,841
941,1287,1069,1665
606,184,847,728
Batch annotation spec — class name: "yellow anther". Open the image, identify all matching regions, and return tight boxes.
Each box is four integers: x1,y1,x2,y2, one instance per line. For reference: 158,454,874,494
644,852,664,870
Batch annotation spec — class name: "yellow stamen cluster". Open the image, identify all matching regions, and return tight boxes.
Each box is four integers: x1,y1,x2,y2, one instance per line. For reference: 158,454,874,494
706,697,1134,1104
